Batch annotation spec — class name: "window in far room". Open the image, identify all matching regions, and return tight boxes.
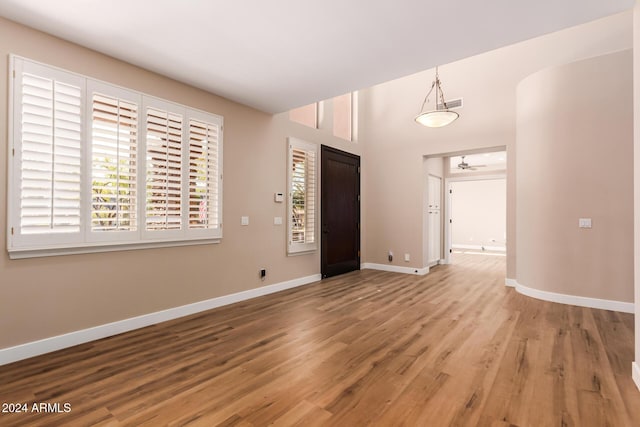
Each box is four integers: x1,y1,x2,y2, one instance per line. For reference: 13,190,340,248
332,92,352,141
289,102,317,129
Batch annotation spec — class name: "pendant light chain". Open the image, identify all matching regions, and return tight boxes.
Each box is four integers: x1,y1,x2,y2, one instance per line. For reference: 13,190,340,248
435,67,449,110
419,80,436,113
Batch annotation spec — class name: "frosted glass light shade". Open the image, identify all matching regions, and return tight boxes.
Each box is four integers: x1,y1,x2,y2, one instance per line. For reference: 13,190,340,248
415,110,459,127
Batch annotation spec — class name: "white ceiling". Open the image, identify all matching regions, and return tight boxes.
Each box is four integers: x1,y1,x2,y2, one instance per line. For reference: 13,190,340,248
0,0,633,113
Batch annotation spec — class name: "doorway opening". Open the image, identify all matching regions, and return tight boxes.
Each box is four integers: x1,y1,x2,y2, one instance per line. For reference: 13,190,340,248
424,149,507,269
446,177,506,264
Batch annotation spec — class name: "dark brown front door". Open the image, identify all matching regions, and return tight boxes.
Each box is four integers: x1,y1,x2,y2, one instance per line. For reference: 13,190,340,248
321,145,360,278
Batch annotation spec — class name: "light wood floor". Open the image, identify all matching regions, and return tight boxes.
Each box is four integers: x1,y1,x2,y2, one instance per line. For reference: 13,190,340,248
1,253,638,426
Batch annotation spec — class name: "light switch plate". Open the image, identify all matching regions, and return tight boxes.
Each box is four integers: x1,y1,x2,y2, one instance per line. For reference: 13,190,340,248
274,216,282,225
241,216,249,226
578,218,592,228
274,192,284,203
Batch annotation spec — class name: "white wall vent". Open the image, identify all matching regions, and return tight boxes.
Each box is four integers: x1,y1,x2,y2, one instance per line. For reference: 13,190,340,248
438,98,463,110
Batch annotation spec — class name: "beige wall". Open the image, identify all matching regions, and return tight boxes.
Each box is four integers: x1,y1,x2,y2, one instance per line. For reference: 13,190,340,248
515,50,633,302
0,17,360,350
360,11,631,280
450,179,506,251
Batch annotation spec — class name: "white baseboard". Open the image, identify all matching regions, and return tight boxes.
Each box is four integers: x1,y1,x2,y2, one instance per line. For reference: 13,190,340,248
633,362,640,392
505,278,517,288
0,274,321,366
509,280,634,313
361,263,429,276
452,244,506,252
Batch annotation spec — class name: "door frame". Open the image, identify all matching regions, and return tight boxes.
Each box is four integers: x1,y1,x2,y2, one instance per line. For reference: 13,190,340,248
444,174,506,264
426,174,443,266
320,145,361,278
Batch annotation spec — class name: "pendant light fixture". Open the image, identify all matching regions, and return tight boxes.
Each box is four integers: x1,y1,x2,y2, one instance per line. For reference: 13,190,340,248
414,66,459,128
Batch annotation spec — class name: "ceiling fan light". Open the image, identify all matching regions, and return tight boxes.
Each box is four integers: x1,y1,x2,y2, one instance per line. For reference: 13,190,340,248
414,110,459,128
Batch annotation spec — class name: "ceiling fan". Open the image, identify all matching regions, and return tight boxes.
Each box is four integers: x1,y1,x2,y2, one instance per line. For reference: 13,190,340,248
457,156,486,170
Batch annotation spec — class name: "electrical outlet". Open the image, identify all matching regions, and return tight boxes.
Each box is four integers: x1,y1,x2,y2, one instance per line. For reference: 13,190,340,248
260,269,266,279
388,251,393,262
404,253,410,262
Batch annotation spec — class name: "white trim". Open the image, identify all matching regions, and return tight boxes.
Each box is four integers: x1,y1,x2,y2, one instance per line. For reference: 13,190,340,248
633,362,640,392
505,278,517,288
8,238,221,259
444,180,452,264
361,263,428,276
0,273,321,366
452,244,506,252
445,173,507,183
510,280,634,313
7,55,16,254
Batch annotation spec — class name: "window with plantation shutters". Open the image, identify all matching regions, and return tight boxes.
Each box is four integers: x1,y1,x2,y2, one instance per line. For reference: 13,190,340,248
91,91,138,234
145,107,183,232
287,138,317,254
188,117,221,231
8,56,223,258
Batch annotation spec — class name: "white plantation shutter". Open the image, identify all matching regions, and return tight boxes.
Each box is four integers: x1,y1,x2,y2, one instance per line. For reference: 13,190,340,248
291,149,316,243
91,92,138,233
287,138,317,254
8,56,223,257
188,117,221,232
11,60,84,248
145,106,183,232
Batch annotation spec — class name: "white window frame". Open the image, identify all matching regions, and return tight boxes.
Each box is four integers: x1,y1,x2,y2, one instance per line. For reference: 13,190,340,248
287,137,318,255
7,56,223,259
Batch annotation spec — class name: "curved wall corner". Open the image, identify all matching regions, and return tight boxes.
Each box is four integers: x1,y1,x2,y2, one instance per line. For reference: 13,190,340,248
515,49,634,306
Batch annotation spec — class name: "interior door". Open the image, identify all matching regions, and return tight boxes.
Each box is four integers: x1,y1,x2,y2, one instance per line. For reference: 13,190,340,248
321,145,360,278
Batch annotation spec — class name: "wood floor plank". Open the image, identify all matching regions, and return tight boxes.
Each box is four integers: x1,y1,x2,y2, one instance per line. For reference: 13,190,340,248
0,253,638,426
